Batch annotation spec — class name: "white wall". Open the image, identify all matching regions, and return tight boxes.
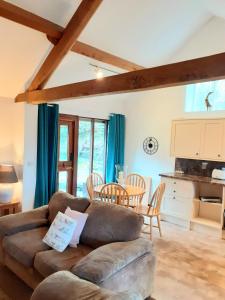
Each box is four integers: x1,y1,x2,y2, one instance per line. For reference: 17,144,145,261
124,17,225,194
0,97,24,201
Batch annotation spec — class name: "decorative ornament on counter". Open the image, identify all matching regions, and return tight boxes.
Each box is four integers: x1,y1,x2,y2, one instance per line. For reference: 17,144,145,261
143,137,159,155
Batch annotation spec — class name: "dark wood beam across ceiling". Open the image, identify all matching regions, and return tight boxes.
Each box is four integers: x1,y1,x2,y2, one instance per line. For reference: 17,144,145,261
27,0,103,91
15,52,225,104
0,0,143,72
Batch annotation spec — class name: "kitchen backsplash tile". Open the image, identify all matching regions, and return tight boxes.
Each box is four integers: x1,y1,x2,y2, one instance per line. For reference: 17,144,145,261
175,158,225,177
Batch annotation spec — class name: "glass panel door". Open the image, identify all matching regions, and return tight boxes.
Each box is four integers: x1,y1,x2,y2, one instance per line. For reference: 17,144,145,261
58,117,77,194
76,119,92,196
93,121,107,179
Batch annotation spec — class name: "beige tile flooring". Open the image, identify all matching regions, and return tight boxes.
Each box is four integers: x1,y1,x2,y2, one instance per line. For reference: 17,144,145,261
1,221,225,300
146,221,225,300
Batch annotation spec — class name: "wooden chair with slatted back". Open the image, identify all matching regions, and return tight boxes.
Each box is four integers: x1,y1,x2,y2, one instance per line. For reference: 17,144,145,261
125,173,146,208
136,182,165,240
86,173,104,201
99,183,130,207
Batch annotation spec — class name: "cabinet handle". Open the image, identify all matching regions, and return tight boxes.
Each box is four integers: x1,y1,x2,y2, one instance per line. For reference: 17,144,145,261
218,154,221,157
173,190,176,193
173,182,176,184
173,196,176,200
196,152,199,156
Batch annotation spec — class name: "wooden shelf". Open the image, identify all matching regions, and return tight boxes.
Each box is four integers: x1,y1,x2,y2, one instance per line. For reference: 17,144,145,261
191,217,221,229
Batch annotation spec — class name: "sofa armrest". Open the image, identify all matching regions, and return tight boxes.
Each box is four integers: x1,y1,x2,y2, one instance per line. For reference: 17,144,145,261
31,271,141,300
0,205,49,237
72,238,153,284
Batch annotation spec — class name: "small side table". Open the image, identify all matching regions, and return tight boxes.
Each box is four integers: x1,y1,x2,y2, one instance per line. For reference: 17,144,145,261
0,199,20,217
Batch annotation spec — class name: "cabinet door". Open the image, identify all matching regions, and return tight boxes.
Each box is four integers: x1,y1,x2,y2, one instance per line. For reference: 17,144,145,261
171,120,202,159
201,120,224,161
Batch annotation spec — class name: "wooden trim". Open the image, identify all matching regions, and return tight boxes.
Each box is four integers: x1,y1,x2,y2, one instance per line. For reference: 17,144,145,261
90,119,95,173
0,0,62,38
72,116,79,195
16,52,225,103
27,0,103,91
0,0,143,72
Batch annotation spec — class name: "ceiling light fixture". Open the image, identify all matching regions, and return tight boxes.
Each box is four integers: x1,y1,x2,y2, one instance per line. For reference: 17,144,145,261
89,63,120,80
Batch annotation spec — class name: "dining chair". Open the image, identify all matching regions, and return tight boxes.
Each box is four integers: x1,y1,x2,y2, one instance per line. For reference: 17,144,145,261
136,182,165,240
99,183,130,207
86,173,104,201
125,173,146,208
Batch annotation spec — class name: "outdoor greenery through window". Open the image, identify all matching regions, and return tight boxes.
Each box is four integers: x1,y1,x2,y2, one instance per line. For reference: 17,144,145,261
185,79,225,112
58,115,107,197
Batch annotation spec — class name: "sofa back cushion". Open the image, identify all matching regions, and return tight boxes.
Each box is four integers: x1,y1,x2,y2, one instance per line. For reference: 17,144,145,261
48,192,90,223
80,201,144,248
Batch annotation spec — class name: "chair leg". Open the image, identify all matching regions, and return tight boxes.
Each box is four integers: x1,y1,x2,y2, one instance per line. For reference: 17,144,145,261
157,215,162,237
149,217,152,240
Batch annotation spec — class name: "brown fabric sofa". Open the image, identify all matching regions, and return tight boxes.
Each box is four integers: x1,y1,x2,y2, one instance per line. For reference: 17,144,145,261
0,192,156,299
31,271,143,300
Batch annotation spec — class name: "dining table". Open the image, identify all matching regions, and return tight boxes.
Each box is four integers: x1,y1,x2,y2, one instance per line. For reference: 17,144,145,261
94,184,146,198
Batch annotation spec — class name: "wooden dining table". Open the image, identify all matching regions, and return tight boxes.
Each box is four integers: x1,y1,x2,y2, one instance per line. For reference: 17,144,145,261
94,184,145,198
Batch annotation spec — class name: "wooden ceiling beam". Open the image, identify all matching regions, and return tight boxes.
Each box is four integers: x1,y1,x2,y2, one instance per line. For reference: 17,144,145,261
0,0,143,71
15,52,225,104
47,36,143,71
27,0,103,91
0,0,62,38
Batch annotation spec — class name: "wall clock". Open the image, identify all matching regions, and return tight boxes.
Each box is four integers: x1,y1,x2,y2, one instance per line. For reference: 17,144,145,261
143,137,159,155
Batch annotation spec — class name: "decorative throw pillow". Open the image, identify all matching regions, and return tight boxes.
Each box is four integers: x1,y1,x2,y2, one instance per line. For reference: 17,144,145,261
43,211,77,252
64,207,88,247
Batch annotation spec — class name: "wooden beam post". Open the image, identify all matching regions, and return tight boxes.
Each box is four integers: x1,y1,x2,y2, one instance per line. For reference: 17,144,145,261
15,52,225,104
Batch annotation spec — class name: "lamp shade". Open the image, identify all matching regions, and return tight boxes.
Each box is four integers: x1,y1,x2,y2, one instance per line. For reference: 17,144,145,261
0,165,18,183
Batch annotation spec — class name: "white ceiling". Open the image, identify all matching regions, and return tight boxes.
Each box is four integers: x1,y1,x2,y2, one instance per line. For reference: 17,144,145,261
1,0,225,97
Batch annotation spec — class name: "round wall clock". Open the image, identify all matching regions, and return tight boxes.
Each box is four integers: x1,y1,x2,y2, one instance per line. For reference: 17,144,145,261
143,137,159,155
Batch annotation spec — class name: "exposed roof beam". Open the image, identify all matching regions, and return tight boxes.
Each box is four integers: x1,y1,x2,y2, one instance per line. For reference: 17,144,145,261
47,36,143,71
0,0,143,71
27,0,102,91
0,0,62,38
15,52,225,104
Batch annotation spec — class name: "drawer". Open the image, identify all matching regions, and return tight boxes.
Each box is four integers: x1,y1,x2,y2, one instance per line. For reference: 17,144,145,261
161,177,197,198
162,195,193,220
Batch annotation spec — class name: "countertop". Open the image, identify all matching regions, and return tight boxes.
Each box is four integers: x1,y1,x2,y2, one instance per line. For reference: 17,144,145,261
159,172,225,186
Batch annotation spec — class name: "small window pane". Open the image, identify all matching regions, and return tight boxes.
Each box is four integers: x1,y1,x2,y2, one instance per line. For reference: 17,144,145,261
58,171,68,192
59,125,69,161
77,120,92,197
185,80,225,112
93,122,106,178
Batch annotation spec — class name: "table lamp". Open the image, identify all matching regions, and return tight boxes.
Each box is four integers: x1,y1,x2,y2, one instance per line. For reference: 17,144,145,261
0,164,18,203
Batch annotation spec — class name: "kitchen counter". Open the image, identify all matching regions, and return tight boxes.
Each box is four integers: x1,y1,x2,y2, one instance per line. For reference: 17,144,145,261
159,172,225,186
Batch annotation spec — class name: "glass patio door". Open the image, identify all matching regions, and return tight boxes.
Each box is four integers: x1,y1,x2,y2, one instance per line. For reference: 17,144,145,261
58,115,107,196
76,118,107,197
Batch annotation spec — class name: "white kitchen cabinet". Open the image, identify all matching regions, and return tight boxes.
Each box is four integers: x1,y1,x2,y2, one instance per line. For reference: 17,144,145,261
161,177,197,223
171,120,202,159
171,119,225,161
201,120,224,160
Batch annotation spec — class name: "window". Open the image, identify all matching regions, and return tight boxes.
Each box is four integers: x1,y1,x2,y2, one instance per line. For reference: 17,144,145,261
185,79,225,112
58,115,107,197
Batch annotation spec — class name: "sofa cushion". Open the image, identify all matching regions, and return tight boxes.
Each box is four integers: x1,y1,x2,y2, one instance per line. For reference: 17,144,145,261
72,238,152,284
80,201,144,248
48,192,90,223
31,271,143,300
0,206,48,238
3,227,50,268
34,245,93,278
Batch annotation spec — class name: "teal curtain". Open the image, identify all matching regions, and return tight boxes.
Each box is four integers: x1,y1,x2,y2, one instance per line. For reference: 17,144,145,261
34,104,59,208
106,114,125,182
